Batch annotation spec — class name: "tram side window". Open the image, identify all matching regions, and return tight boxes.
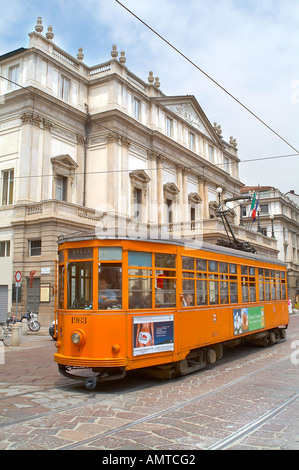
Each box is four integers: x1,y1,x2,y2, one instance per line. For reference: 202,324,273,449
196,258,208,306
280,271,287,300
241,266,256,303
129,275,152,309
58,265,64,309
98,247,122,309
259,268,286,301
258,268,265,301
98,264,122,309
155,253,176,308
195,259,237,306
67,261,93,309
219,262,229,304
128,251,152,309
229,264,238,303
182,257,195,306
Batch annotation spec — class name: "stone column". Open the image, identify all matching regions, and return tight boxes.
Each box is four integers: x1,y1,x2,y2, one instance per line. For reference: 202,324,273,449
156,155,165,225
76,134,85,206
147,151,158,226
121,137,130,218
176,164,183,226
198,176,209,220
19,111,42,202
41,118,53,201
107,133,121,214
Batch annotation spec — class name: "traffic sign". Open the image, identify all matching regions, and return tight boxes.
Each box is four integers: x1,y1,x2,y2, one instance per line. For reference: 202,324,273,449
15,271,22,282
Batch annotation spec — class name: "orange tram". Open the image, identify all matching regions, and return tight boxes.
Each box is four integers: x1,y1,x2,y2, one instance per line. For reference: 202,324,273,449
54,235,289,389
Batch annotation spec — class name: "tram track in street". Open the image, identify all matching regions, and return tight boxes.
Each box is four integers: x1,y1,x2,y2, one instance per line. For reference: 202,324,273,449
0,337,297,450
207,392,299,450
0,379,158,429
49,353,294,450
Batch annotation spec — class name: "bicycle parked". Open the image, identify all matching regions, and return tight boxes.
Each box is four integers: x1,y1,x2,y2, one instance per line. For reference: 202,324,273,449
0,323,12,346
7,308,41,332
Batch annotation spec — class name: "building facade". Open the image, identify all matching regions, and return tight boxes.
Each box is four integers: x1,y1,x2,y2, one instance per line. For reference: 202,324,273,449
0,18,277,324
241,186,299,304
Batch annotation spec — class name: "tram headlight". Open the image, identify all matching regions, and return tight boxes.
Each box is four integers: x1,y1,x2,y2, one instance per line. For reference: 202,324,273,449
71,329,86,346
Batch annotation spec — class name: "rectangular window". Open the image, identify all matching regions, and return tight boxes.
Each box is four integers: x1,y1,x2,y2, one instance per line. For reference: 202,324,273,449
260,204,269,214
133,188,142,221
189,132,195,151
166,199,173,226
129,276,152,309
58,265,65,309
129,251,152,267
208,145,214,163
29,239,41,257
241,266,256,303
0,241,10,257
133,97,141,120
99,247,122,261
166,117,173,137
182,257,195,306
60,76,70,100
128,251,152,309
195,259,238,306
68,261,93,309
8,65,19,90
196,258,208,306
56,175,68,201
190,206,196,230
155,253,176,308
224,156,230,173
258,268,286,301
2,169,14,205
98,264,122,309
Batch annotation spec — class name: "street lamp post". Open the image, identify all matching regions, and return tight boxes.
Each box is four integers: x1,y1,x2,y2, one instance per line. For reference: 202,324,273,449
216,187,222,205
270,214,275,238
257,206,262,233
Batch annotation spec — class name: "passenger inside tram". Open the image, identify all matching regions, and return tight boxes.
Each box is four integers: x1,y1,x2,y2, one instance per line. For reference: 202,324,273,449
98,275,117,305
98,265,122,309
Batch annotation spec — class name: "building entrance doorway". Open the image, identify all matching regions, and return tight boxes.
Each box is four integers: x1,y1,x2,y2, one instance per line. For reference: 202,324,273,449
27,277,40,314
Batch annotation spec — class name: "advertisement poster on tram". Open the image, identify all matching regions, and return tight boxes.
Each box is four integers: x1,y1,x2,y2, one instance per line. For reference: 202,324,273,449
133,315,174,356
233,306,265,336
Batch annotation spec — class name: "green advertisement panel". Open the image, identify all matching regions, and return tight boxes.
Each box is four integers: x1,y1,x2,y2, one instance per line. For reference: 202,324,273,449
233,306,265,336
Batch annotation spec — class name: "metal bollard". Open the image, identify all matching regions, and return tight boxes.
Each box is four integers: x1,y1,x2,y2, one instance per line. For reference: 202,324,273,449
11,324,21,347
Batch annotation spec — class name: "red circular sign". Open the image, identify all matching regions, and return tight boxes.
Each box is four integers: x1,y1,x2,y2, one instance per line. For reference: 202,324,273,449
15,271,22,282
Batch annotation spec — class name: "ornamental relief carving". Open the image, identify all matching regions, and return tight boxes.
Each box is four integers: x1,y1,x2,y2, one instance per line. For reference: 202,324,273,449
20,111,42,127
166,103,210,137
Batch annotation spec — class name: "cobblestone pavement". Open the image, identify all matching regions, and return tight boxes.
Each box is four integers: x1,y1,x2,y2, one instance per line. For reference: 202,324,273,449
0,315,298,451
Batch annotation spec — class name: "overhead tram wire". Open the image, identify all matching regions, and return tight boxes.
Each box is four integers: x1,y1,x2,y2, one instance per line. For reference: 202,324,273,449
114,0,299,156
0,76,298,181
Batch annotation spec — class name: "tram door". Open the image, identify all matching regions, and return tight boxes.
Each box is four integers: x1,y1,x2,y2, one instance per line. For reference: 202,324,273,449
27,277,40,314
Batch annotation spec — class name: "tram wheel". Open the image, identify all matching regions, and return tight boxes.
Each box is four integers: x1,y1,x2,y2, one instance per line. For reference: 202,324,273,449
85,376,97,390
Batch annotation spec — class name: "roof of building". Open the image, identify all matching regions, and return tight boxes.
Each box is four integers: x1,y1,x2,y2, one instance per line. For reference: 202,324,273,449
0,48,27,61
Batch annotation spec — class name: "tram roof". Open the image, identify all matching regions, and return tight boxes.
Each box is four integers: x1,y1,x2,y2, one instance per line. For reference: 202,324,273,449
57,232,286,267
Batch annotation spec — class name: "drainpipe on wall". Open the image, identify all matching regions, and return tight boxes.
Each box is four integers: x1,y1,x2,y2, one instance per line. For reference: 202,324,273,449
83,103,90,206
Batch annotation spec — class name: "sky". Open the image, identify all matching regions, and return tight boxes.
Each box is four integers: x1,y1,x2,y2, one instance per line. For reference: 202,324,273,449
1,0,299,194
